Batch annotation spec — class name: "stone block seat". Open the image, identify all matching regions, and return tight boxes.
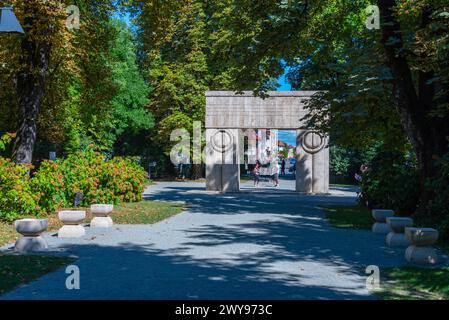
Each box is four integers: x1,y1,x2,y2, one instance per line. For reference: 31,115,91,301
405,227,439,265
372,209,395,234
58,211,86,238
90,204,114,228
386,217,413,247
14,219,48,253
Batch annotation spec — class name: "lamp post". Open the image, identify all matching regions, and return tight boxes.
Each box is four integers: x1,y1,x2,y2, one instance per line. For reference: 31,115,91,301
0,7,24,34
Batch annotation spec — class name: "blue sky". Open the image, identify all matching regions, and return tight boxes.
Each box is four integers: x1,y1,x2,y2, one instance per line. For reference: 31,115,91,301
276,68,292,91
276,68,296,146
278,130,296,146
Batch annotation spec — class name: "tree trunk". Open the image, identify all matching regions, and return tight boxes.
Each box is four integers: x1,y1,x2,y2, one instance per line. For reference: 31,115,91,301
12,20,51,164
378,0,449,211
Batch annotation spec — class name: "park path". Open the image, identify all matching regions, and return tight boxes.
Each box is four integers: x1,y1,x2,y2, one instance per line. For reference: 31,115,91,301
1,181,408,300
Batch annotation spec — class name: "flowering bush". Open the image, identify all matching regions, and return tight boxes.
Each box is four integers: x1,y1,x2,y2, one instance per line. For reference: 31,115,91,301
30,160,67,214
0,148,147,221
0,158,39,221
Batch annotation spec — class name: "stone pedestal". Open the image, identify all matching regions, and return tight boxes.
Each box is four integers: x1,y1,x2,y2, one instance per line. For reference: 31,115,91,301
405,227,439,265
14,219,48,253
372,209,395,234
58,211,86,238
296,130,329,194
90,204,114,228
386,217,413,247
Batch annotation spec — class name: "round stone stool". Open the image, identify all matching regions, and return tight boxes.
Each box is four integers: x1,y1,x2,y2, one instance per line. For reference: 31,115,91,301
405,227,439,265
58,211,86,238
14,219,49,253
90,204,114,228
386,217,413,247
372,209,395,234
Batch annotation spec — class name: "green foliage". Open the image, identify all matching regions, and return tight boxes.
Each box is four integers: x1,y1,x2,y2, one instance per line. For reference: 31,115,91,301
0,133,14,153
0,158,38,221
34,148,147,208
0,3,153,159
330,143,380,183
418,150,449,240
0,148,147,222
360,150,420,215
330,146,351,177
30,161,66,214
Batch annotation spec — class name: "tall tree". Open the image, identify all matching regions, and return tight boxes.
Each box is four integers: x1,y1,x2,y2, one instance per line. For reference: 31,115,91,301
377,0,449,202
9,0,71,164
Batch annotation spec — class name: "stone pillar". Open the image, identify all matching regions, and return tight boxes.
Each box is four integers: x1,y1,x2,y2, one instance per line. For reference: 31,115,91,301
405,227,439,265
205,129,222,191
296,130,329,194
372,209,395,234
386,217,413,247
205,129,240,192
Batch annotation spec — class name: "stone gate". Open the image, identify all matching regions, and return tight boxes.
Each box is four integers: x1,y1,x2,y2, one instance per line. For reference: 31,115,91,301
205,91,329,194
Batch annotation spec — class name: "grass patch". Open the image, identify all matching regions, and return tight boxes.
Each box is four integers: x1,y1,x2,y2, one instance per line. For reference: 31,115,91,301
0,255,76,295
240,175,254,183
377,267,449,300
0,222,20,248
0,200,185,247
109,201,185,225
322,205,372,230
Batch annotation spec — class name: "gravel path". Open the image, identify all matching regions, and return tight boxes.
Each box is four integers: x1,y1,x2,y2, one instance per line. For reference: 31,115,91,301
1,181,410,300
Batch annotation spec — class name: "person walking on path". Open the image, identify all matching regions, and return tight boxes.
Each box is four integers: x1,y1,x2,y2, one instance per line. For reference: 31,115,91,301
253,160,261,187
281,158,286,175
272,161,280,187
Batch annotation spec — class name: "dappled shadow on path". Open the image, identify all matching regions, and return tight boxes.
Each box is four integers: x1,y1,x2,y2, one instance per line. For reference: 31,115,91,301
2,183,402,300
1,239,376,300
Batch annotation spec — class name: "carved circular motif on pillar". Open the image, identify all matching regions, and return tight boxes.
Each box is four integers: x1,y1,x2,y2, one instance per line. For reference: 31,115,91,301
301,130,326,154
211,129,233,153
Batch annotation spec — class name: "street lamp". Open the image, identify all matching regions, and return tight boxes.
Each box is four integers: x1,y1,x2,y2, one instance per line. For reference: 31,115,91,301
0,7,24,34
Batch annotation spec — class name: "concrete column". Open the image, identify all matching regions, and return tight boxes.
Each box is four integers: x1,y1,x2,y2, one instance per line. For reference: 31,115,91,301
205,129,222,191
296,130,329,194
296,130,313,193
312,139,329,194
205,129,240,192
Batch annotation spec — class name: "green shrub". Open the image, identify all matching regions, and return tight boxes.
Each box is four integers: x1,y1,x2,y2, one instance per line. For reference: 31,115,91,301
0,148,147,221
360,150,420,215
101,157,146,203
417,151,449,240
0,158,39,221
34,148,147,208
57,148,106,206
30,161,67,214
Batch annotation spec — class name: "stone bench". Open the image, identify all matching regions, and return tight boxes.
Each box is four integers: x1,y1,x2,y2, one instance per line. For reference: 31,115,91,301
58,211,86,238
405,227,439,265
14,219,48,253
386,217,413,247
372,209,395,234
